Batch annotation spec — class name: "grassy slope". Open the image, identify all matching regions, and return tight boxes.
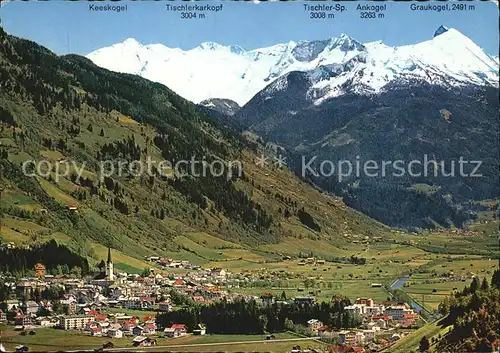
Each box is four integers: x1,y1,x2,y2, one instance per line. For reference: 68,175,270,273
387,319,451,353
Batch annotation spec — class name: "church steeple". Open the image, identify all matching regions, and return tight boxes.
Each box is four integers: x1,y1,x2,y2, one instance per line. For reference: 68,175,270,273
106,247,114,281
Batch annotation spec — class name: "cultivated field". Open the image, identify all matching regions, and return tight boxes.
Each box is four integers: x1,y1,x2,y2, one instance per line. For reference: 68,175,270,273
0,326,321,353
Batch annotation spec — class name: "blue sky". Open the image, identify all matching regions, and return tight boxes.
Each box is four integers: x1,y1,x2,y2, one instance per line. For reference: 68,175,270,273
0,1,498,56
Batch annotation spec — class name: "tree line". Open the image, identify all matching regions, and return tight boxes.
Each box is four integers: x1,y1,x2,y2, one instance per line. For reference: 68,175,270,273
0,239,89,276
157,297,360,334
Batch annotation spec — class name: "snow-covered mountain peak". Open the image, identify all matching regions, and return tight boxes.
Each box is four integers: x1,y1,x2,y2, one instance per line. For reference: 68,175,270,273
198,41,220,50
434,25,449,38
193,42,247,55
123,37,140,44
292,39,330,62
407,27,498,78
330,34,365,52
87,30,499,106
432,27,472,43
307,27,498,104
197,41,227,51
120,38,143,49
336,33,360,44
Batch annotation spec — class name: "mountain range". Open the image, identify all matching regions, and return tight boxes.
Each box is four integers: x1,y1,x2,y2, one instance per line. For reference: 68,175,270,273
87,26,498,106
86,26,499,230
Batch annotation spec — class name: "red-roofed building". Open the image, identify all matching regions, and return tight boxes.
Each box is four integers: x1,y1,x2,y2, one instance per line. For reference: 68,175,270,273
377,338,389,345
371,315,391,321
144,322,156,335
87,310,99,316
355,298,374,307
95,314,108,322
140,297,155,302
121,320,138,333
84,321,98,332
164,324,187,338
90,327,102,336
400,319,415,328
328,346,351,353
170,323,187,336
351,347,365,353
400,313,418,327
318,326,336,340
307,319,323,334
193,296,205,303
174,278,183,286
14,311,31,326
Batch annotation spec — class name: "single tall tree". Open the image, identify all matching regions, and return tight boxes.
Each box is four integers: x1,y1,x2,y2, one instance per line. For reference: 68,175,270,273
480,277,489,290
97,259,106,273
419,336,430,352
491,269,500,289
470,277,480,292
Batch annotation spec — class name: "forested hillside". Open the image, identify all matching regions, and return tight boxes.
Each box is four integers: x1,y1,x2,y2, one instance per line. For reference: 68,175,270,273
0,27,388,269
236,73,499,230
435,270,500,352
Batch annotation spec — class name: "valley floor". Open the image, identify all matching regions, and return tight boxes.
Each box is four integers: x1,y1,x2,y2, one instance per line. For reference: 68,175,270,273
0,327,325,353
1,189,498,352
